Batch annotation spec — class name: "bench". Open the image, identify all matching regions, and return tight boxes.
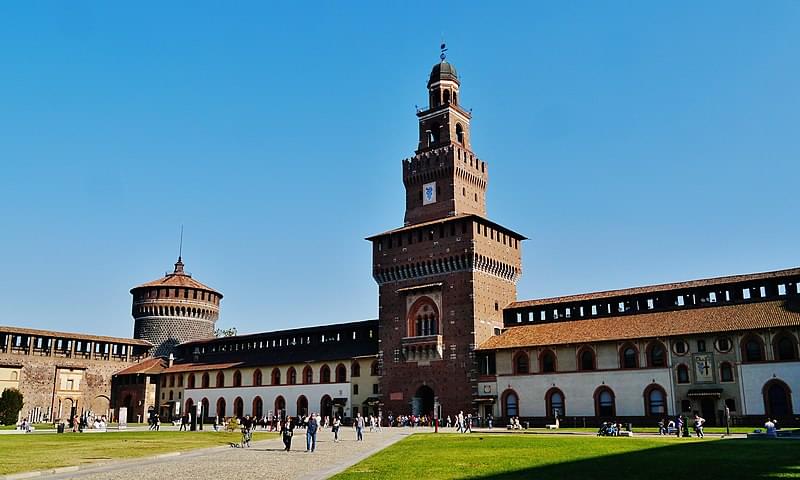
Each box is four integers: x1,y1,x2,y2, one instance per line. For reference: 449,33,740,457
618,431,633,437
546,424,559,430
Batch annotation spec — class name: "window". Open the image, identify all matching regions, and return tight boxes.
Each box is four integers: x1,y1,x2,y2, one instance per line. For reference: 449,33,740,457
697,340,706,353
778,284,787,296
578,348,595,371
720,362,734,382
353,384,359,395
287,367,297,385
336,364,347,383
303,366,313,384
673,340,688,355
320,365,331,383
677,364,690,383
373,384,379,394
233,370,242,387
202,373,210,388
647,342,666,368
370,360,379,376
513,351,529,374
645,385,667,415
647,299,654,310
709,292,717,303
169,375,175,387
715,337,731,353
253,369,263,386
595,388,615,417
546,388,565,417
620,344,639,369
351,362,361,377
677,295,685,306
742,288,751,300
742,335,764,362
725,398,736,412
760,286,767,298
187,374,196,389
215,371,225,388
774,334,797,361
503,390,518,417
456,123,464,144
540,350,556,373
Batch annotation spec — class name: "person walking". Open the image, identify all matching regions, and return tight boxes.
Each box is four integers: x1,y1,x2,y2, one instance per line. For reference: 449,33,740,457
488,414,493,429
281,416,294,451
355,412,365,441
306,413,318,452
465,413,473,433
675,415,683,438
332,416,341,442
694,414,705,438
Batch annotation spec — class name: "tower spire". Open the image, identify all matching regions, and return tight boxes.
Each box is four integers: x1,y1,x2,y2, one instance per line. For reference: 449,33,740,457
174,225,185,274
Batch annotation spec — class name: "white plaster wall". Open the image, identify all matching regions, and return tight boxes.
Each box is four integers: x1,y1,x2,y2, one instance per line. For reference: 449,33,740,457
501,369,673,417
739,361,800,415
185,383,350,417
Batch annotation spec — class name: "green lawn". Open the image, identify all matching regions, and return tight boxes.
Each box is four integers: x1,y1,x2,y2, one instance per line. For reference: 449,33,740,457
332,434,800,480
549,426,757,435
0,430,273,475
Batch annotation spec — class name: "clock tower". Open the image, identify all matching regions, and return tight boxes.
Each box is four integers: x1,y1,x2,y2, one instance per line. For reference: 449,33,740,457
369,48,525,418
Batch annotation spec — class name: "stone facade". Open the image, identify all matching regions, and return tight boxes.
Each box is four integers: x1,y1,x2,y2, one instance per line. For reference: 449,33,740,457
0,326,150,423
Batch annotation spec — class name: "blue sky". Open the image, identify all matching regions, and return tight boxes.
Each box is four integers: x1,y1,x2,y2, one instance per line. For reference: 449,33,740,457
1,1,798,337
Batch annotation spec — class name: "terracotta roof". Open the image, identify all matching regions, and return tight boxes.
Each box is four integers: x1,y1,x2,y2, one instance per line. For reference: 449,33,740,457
0,325,152,346
510,267,800,308
163,362,243,373
131,257,222,296
366,214,527,240
114,357,167,375
479,299,800,350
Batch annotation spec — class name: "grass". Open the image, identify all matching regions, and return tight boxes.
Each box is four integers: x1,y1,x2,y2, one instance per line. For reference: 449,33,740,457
332,433,800,480
0,430,274,475
549,426,757,434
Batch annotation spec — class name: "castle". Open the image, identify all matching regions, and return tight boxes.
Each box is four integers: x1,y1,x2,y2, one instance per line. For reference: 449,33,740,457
2,52,798,427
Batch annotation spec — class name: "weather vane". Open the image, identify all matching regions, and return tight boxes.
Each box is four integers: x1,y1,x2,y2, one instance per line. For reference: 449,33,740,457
440,42,447,61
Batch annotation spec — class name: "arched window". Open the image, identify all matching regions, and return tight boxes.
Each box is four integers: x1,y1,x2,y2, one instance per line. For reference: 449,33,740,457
545,388,565,417
620,343,639,369
443,89,451,104
233,370,242,387
763,379,793,417
271,368,281,386
216,397,226,417
370,360,379,376
677,364,690,384
303,365,313,384
452,92,458,105
578,347,595,371
720,362,734,382
351,362,361,378
594,387,615,417
201,373,209,388
335,364,347,383
215,371,225,388
177,374,183,387
201,398,209,419
742,335,764,362
296,395,308,417
187,374,196,389
647,341,667,368
233,397,243,418
252,396,263,418
407,296,439,337
540,350,557,373
253,369,263,386
513,351,529,375
320,364,331,383
287,367,297,385
456,123,464,144
185,398,194,416
274,396,286,419
644,384,667,416
502,389,518,418
774,333,798,361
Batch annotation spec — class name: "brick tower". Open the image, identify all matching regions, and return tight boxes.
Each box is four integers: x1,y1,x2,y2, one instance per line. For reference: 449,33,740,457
130,257,222,357
369,49,525,417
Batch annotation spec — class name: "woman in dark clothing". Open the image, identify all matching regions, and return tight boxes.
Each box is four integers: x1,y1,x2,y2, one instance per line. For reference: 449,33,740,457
281,416,294,451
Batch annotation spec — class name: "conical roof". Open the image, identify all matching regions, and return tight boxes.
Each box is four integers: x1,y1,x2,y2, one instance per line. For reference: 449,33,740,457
130,257,222,296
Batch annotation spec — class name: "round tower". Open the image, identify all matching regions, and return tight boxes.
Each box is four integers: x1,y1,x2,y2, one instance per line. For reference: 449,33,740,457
130,257,222,357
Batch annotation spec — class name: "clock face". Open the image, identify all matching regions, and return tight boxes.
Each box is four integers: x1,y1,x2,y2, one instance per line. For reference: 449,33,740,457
423,181,436,205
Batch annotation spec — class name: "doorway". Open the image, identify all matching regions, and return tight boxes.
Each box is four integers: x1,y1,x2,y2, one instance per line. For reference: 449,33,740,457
412,385,435,417
700,398,717,426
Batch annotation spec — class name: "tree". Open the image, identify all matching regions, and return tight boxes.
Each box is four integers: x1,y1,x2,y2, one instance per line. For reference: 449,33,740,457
0,388,24,425
214,327,237,338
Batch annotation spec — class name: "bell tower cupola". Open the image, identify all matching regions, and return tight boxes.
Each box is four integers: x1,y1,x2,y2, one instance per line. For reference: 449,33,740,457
403,45,487,226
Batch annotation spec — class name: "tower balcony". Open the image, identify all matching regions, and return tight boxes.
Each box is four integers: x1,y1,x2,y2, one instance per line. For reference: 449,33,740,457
401,334,444,362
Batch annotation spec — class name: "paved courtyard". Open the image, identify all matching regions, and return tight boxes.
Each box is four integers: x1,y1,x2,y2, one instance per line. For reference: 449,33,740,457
35,427,415,480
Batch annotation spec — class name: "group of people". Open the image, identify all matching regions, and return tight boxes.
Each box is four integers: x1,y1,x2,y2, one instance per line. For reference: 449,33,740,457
656,414,706,438
597,422,628,436
278,412,370,452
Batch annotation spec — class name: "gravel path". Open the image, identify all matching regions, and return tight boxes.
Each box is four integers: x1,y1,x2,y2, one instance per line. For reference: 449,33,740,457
36,427,419,480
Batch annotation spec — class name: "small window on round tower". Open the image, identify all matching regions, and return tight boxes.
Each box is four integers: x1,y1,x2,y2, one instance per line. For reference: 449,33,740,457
456,123,464,144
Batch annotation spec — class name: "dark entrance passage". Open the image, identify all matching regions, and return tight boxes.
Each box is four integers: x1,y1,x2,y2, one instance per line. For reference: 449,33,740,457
320,395,333,420
412,385,435,417
700,398,717,426
765,381,792,417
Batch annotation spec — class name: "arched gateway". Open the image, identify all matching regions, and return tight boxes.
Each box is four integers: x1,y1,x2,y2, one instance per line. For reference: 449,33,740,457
412,385,435,417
